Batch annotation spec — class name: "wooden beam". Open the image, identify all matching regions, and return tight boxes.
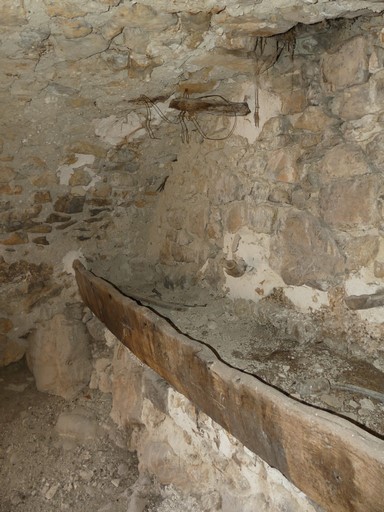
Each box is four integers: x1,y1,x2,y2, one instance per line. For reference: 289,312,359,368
169,97,251,116
73,260,384,512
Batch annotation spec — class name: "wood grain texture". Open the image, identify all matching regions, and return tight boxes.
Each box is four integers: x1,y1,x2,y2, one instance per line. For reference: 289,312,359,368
73,260,384,512
169,97,251,116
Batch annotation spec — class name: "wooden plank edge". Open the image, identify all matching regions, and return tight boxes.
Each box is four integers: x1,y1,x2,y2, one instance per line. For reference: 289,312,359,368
73,260,384,512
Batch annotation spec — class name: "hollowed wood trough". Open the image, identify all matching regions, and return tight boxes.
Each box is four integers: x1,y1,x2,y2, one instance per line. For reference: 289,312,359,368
73,260,384,512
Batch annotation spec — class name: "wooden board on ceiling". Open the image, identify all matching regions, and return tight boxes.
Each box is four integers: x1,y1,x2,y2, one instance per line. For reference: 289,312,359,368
73,260,384,512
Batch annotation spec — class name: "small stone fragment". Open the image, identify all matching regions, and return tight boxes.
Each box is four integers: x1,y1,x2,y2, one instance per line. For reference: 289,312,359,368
54,194,85,213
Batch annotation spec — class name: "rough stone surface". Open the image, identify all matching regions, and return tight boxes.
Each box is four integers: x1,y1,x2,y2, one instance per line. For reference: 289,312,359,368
112,346,319,512
26,310,92,399
320,174,382,229
2,4,384,507
270,210,345,289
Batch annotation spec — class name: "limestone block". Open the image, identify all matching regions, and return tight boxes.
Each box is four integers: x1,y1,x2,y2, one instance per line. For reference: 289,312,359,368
270,209,344,289
101,50,130,71
344,235,379,272
170,242,197,263
90,357,112,393
257,116,291,150
322,36,368,91
0,334,26,367
54,194,85,213
374,260,384,278
267,187,291,204
167,209,185,230
19,27,51,50
0,232,28,245
51,33,109,60
102,3,177,43
33,190,52,204
0,184,22,195
366,132,384,170
142,368,169,415
208,172,249,205
26,312,92,399
0,0,26,25
320,175,382,229
0,205,42,233
247,203,276,234
110,344,144,427
187,207,209,238
139,441,189,487
266,145,301,183
320,143,370,182
43,0,87,19
225,202,247,233
56,19,93,39
294,106,335,133
333,70,384,120
280,89,307,115
55,410,100,441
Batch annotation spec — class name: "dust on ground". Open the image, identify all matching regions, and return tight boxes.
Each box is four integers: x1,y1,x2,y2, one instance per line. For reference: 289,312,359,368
0,360,204,512
121,281,384,439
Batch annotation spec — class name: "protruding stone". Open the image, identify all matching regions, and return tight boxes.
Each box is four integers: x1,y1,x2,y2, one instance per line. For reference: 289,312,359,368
26,223,52,233
366,132,384,171
0,232,28,245
0,0,27,25
270,209,345,289
69,169,92,187
266,145,301,183
43,0,86,19
294,106,335,133
52,33,109,60
46,212,71,223
111,345,144,427
56,411,99,441
319,144,370,182
54,194,85,214
247,203,276,234
0,318,12,333
26,310,92,399
34,191,52,203
0,167,15,182
333,69,384,120
225,203,246,233
344,235,379,271
0,335,26,367
322,36,369,91
32,236,49,245
320,175,381,229
57,18,93,39
0,184,22,195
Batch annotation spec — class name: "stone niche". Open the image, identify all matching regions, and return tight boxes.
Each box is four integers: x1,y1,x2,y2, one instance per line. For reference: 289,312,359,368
2,0,384,511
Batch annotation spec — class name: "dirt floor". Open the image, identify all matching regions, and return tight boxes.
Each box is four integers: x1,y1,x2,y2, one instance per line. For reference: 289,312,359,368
0,360,204,512
121,282,384,439
1,283,383,512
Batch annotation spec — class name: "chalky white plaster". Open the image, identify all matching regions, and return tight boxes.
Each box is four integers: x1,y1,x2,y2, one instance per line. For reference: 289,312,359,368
284,286,329,312
235,83,282,144
223,229,285,301
93,113,146,146
57,154,95,185
62,249,86,275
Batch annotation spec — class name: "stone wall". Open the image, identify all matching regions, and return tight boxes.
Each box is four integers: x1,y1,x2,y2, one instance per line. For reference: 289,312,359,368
2,3,384,367
146,18,384,360
2,1,384,509
90,326,320,512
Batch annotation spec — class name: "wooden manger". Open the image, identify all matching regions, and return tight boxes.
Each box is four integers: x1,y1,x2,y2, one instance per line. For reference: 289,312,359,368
73,260,384,512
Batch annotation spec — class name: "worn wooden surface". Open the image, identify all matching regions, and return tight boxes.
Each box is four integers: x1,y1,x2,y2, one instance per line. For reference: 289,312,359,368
74,260,384,512
169,97,251,116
